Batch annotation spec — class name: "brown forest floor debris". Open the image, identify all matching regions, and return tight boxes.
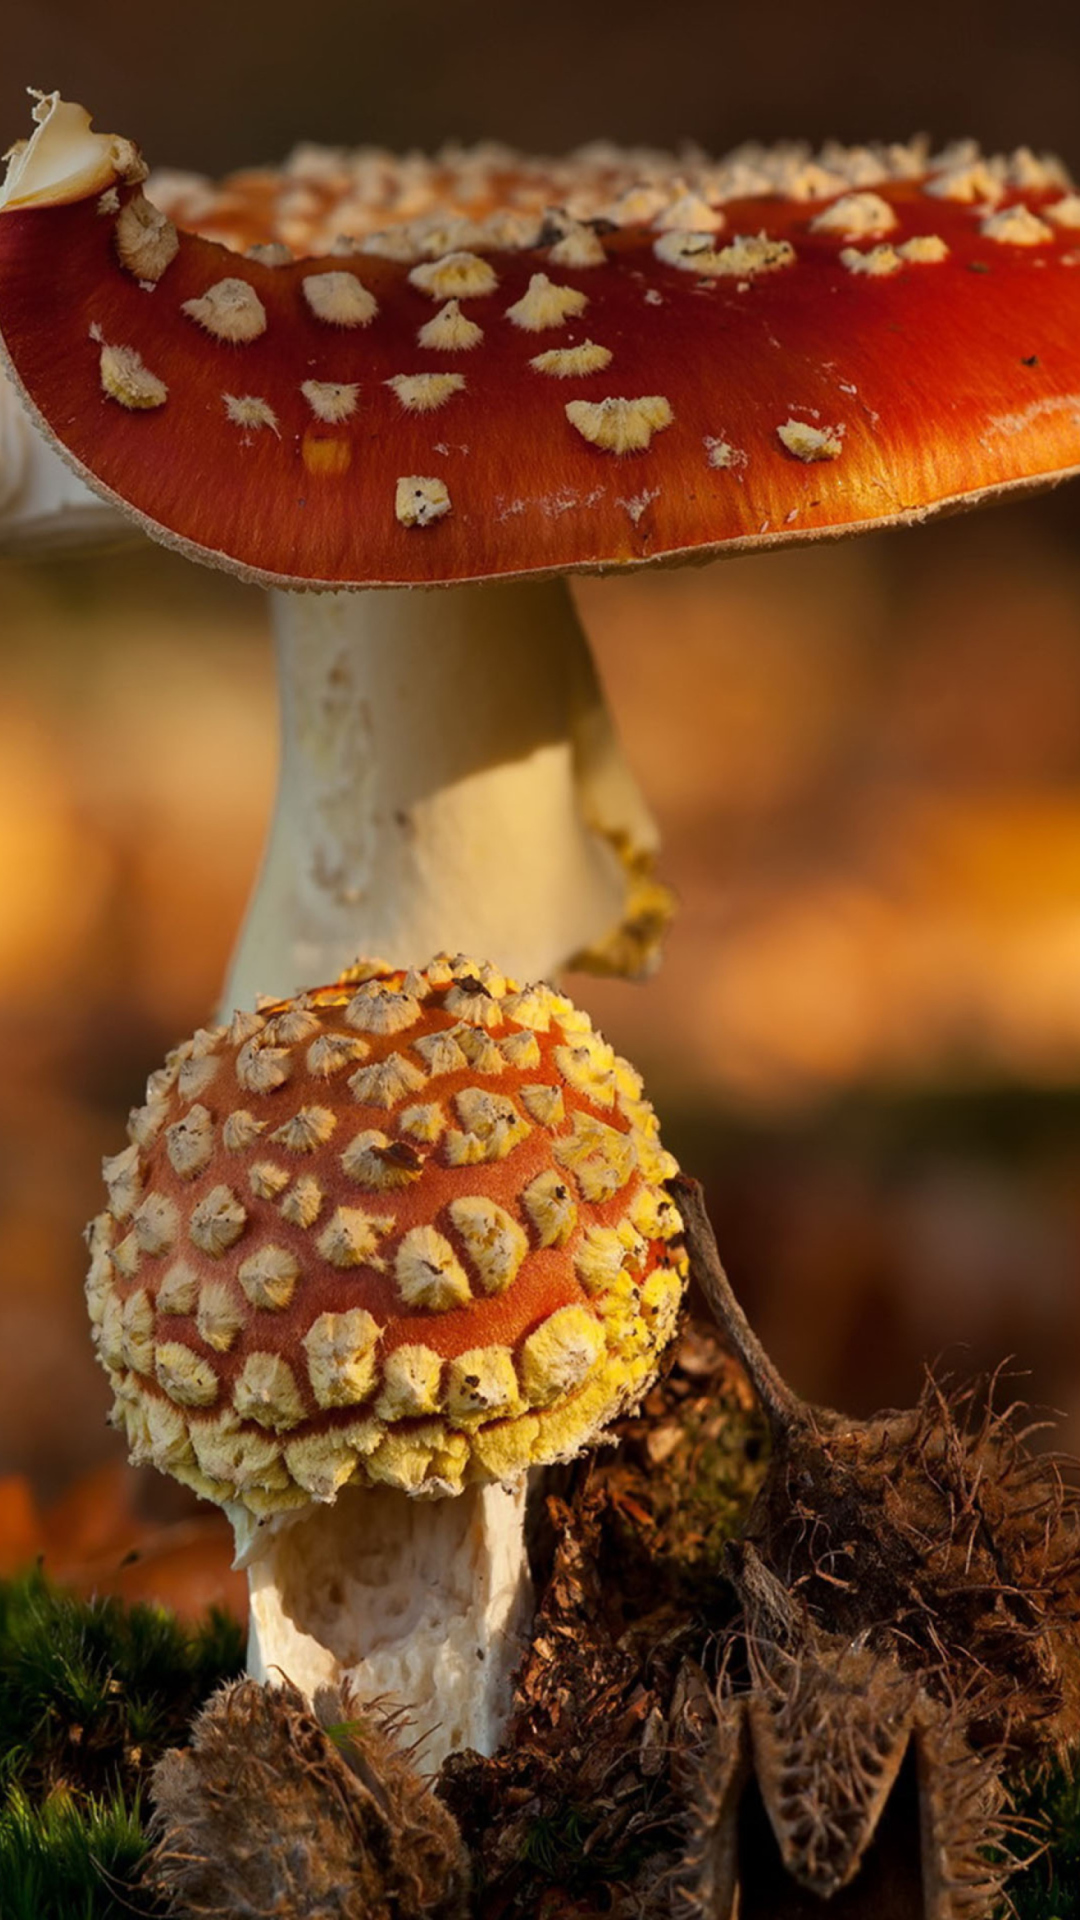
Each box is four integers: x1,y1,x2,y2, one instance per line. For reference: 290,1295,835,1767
672,1178,1080,1772
679,1547,1025,1920
440,1329,767,1919
147,1677,470,1920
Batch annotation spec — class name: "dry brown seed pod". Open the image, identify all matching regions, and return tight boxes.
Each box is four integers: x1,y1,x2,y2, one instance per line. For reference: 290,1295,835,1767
147,1676,470,1920
679,1548,1021,1920
675,1175,1080,1764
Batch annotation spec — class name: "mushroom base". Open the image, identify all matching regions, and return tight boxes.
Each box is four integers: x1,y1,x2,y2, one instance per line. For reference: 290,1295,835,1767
244,1478,533,1768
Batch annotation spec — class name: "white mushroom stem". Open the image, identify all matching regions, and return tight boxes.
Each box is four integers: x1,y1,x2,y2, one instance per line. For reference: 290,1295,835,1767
237,1480,533,1768
222,576,663,1010
0,367,125,552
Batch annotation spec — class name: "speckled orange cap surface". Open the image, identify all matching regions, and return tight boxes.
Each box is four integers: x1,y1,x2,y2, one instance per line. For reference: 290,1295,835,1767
2,97,1080,587
86,955,686,1513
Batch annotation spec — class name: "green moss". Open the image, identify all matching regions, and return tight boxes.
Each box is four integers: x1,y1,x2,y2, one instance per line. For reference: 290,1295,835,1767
0,1784,154,1920
1010,1767,1080,1920
518,1800,655,1894
0,1569,243,1918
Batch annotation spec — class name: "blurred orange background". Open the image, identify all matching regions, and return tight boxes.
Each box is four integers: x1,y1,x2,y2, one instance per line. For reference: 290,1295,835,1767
1,0,1079,1615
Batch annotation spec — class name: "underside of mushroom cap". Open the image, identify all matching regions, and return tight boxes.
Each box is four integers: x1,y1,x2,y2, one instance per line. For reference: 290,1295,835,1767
87,954,687,1515
2,96,1080,589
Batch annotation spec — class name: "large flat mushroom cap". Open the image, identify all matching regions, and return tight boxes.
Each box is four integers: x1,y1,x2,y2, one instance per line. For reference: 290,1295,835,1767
87,954,687,1512
2,96,1080,589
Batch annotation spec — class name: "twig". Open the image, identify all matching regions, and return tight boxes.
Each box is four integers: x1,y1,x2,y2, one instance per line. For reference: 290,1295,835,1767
671,1173,803,1437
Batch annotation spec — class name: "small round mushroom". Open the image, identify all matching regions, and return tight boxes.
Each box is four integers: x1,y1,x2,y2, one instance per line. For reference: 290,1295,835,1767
87,953,687,1764
6,103,1080,1003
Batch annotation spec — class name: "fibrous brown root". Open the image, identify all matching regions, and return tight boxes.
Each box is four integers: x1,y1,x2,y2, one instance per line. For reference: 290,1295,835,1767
675,1174,1080,1765
679,1548,1023,1920
145,1676,470,1919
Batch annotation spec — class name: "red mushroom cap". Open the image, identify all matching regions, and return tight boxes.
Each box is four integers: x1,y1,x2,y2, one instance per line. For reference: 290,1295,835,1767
2,99,1080,588
87,955,686,1511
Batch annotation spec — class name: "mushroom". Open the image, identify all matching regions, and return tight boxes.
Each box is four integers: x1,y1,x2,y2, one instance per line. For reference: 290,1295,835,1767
86,952,687,1765
5,100,1080,1002
0,363,124,551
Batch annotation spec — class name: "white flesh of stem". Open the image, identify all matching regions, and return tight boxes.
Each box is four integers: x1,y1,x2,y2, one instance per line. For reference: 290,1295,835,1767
241,1479,532,1768
222,576,660,1009
0,368,125,552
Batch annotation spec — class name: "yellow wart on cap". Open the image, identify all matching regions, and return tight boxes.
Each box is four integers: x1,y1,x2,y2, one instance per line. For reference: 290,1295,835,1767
654,191,725,233
115,192,179,281
268,1105,337,1152
247,241,293,267
97,338,168,410
408,251,499,300
981,205,1055,245
196,1279,245,1353
556,1035,618,1107
155,1340,219,1408
376,1344,444,1419
284,1434,360,1501
417,300,483,350
349,1053,428,1109
395,476,451,527
395,1102,444,1144
165,1106,214,1180
653,230,795,276
177,1055,218,1102
182,277,267,343
777,419,844,461
238,1243,300,1310
522,1168,577,1247
236,1041,293,1095
341,1129,423,1189
413,1028,468,1076
386,372,466,413
188,1185,247,1257
553,1112,635,1201
132,1192,179,1256
301,380,360,424
500,1029,541,1070
223,1109,266,1150
448,1196,527,1295
506,273,588,331
303,1308,382,1408
248,1161,291,1200
446,1087,530,1164
840,245,902,276
810,191,897,238
307,1032,368,1077
530,340,613,378
121,1290,155,1373
453,1026,503,1074
565,395,673,455
444,1347,521,1421
280,1173,324,1227
157,1260,200,1315
103,1143,143,1218
548,223,607,268
224,393,279,432
316,1205,391,1267
897,235,950,262
520,1305,604,1406
301,270,378,326
233,1351,306,1429
519,1083,564,1126
345,984,421,1034
395,1225,471,1310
